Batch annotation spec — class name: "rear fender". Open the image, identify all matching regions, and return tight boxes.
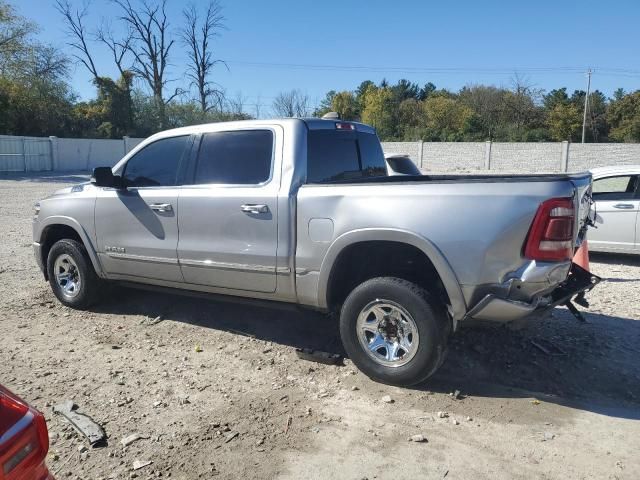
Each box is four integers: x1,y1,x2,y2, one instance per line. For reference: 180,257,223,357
317,228,467,324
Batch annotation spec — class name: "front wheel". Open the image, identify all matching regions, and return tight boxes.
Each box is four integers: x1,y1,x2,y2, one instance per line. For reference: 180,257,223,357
47,239,101,309
339,277,450,386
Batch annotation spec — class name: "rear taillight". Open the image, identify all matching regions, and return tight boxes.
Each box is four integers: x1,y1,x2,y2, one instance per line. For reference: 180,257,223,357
335,122,355,131
524,197,575,262
0,386,50,480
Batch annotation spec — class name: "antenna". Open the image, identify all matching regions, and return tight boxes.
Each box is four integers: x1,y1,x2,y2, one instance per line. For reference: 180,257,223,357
581,68,592,143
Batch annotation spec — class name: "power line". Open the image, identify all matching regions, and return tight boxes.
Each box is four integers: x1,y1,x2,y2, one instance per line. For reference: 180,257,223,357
226,61,640,78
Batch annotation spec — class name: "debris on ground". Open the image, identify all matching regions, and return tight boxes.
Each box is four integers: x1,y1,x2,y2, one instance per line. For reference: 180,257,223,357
408,434,428,443
224,432,239,443
542,432,555,441
284,415,292,434
52,400,107,447
132,460,152,470
121,433,149,447
437,411,449,418
143,315,164,326
295,348,344,366
381,395,394,404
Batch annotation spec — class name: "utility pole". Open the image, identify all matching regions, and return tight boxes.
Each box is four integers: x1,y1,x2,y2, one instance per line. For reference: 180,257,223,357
581,68,592,143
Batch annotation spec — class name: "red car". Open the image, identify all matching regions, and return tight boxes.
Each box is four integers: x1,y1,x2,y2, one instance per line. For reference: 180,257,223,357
0,385,53,480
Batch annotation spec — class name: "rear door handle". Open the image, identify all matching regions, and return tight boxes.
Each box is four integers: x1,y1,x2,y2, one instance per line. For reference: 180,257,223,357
149,203,173,213
240,204,269,214
613,203,634,209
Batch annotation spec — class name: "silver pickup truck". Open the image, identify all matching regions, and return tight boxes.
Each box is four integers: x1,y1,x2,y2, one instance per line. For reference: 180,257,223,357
33,117,598,386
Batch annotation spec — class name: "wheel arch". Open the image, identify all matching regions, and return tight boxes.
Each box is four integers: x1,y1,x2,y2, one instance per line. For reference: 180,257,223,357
37,216,104,279
318,228,467,326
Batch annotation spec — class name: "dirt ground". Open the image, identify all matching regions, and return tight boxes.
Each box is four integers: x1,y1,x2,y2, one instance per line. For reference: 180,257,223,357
1,173,639,480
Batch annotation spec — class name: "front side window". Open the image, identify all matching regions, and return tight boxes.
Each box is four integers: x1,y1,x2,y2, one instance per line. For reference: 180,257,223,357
306,130,387,183
592,175,639,201
194,130,273,185
123,136,189,187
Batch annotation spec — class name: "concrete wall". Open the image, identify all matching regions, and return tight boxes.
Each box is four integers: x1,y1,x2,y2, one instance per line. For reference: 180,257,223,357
381,141,640,173
0,135,145,172
3,135,640,173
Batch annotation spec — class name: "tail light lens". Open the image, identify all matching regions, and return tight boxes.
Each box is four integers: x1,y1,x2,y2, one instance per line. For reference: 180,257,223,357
0,386,50,480
524,197,575,261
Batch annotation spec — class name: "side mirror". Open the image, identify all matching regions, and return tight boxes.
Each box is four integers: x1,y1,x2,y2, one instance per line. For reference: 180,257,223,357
92,167,123,188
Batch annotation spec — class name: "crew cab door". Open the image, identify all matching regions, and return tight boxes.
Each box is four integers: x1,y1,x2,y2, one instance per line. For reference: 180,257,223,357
177,127,281,293
589,174,639,253
95,135,192,282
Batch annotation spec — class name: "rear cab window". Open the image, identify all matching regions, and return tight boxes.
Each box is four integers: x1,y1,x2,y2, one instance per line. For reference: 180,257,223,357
193,130,273,185
306,128,387,183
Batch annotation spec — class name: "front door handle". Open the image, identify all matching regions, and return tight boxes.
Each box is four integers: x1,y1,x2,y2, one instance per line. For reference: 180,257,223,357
149,203,173,213
613,203,634,209
240,204,269,214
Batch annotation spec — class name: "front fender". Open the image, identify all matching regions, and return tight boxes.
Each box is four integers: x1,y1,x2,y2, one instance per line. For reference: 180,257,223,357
35,215,104,278
317,228,467,323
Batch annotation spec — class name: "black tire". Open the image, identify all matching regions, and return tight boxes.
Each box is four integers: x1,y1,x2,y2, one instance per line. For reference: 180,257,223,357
339,277,450,386
47,239,101,309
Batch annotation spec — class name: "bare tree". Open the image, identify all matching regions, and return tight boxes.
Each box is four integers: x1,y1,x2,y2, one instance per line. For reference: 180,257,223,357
95,21,133,77
180,1,226,112
54,0,98,80
226,91,246,116
504,73,543,133
113,0,181,128
272,89,310,117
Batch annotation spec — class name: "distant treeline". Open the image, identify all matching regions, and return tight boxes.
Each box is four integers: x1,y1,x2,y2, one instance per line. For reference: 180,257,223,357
311,79,640,143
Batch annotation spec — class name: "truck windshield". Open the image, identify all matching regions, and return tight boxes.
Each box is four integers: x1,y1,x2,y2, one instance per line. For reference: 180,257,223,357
306,130,387,183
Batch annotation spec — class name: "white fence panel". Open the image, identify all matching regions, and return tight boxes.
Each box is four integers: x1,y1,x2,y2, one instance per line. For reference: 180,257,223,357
0,135,52,172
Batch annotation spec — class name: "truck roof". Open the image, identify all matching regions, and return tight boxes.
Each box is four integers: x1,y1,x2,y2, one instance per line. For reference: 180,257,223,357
145,117,376,141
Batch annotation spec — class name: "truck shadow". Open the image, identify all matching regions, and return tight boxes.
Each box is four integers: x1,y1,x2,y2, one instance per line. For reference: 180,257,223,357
93,286,640,420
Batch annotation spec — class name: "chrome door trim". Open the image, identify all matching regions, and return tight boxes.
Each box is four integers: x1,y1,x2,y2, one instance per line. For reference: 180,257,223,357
179,258,290,274
105,252,179,265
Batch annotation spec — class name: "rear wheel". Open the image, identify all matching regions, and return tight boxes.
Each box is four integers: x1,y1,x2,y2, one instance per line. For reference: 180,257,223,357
47,239,101,309
339,277,450,386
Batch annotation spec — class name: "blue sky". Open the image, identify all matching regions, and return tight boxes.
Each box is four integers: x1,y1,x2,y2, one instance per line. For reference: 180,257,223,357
16,0,640,114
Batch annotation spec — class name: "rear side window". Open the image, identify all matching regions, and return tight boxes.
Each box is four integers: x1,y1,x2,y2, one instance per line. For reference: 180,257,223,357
123,136,189,187
306,130,387,183
195,130,273,185
592,175,639,200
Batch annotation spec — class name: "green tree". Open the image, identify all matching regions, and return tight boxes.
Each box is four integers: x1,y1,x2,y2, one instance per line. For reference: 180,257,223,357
547,103,581,141
313,89,336,117
330,91,357,120
360,85,395,139
422,96,473,141
459,85,506,140
397,98,425,140
608,91,640,142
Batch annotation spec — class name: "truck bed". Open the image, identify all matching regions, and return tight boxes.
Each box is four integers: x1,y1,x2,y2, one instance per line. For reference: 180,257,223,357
319,172,592,185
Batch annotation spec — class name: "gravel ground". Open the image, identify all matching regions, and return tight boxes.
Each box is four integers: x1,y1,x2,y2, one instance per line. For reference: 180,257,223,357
1,173,639,480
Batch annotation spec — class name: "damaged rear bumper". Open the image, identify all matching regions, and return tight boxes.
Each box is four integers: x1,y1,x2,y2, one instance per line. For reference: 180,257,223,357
465,263,600,323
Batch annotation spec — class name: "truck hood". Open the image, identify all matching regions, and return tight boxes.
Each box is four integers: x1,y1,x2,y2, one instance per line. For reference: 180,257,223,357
50,182,92,197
